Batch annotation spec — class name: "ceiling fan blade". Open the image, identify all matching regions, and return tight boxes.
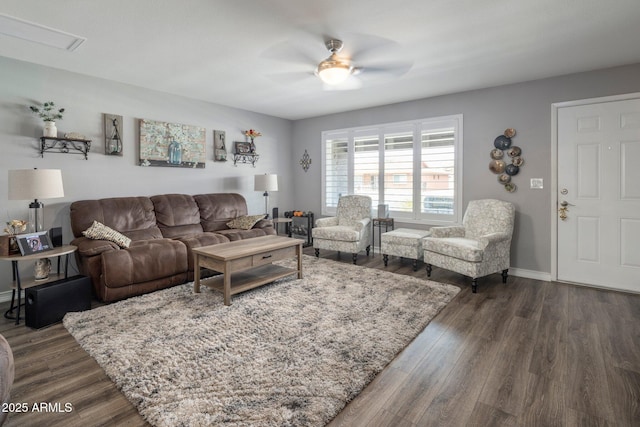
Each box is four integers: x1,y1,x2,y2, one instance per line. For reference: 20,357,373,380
265,71,316,85
358,61,414,79
341,33,404,62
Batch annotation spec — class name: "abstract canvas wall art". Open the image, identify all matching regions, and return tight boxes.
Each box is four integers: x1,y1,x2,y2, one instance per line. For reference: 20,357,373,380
139,119,206,168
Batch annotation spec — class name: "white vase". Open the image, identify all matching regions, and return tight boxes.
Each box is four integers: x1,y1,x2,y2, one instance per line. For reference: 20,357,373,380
34,258,51,281
43,121,57,138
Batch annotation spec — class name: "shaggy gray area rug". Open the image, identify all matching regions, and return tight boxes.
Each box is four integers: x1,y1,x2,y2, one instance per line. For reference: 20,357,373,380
64,255,459,427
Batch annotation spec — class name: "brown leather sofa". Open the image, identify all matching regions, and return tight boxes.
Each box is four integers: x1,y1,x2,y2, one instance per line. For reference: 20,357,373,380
70,193,275,302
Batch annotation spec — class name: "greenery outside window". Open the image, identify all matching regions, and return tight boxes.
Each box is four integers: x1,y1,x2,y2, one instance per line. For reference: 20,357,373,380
321,114,463,224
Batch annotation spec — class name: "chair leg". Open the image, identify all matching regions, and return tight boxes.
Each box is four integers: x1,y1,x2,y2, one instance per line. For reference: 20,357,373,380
502,269,508,284
352,253,358,264
383,254,388,266
426,264,432,277
412,259,418,271
472,278,478,293
314,248,319,257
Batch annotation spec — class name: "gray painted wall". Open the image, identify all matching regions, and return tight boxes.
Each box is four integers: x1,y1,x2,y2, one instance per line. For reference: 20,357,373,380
0,57,293,298
291,63,640,275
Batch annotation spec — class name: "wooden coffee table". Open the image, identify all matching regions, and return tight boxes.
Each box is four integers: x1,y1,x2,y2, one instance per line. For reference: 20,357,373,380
193,235,303,305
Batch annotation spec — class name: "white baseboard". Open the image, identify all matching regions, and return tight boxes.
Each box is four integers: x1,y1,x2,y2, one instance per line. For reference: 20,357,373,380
509,267,551,282
0,290,13,304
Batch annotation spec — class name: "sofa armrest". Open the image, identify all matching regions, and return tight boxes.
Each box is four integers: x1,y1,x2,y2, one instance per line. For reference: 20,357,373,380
430,226,465,238
477,232,511,248
71,236,118,257
254,218,274,230
316,216,338,227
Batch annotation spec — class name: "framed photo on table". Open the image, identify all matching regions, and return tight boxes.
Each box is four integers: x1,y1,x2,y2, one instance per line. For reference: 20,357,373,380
16,231,54,256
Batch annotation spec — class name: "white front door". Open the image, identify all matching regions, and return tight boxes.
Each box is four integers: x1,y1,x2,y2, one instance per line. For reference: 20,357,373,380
557,97,640,293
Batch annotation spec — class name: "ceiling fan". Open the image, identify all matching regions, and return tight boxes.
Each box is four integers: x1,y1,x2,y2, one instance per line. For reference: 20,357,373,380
262,33,413,90
315,39,358,86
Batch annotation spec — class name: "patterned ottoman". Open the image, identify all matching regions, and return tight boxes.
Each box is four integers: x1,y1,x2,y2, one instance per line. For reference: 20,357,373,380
381,228,431,271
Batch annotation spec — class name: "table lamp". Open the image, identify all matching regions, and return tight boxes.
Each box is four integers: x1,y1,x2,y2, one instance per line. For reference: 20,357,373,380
8,168,65,233
254,174,278,218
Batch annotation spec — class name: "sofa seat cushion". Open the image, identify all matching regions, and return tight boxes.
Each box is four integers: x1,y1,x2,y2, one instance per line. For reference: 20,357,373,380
175,232,230,269
72,236,119,257
101,239,188,288
175,232,230,248
215,228,270,241
312,226,360,242
423,237,484,262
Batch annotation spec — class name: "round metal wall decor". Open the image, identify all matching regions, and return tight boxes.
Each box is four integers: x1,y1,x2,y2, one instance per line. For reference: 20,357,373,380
489,128,524,192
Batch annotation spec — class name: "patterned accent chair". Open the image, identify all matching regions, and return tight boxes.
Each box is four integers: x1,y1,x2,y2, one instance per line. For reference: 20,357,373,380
423,199,515,293
313,195,372,264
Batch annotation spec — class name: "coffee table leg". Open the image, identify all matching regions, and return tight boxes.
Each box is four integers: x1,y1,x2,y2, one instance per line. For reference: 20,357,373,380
193,253,201,293
223,262,231,305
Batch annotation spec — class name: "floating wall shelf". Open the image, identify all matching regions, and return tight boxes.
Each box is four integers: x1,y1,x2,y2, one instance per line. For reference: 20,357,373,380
233,153,259,167
39,137,91,159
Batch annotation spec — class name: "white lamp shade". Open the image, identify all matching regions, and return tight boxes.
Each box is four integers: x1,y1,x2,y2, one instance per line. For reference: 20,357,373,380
8,169,65,200
254,174,278,192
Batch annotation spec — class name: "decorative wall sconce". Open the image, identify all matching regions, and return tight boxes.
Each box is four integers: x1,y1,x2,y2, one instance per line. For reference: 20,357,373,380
104,113,123,156
300,149,312,172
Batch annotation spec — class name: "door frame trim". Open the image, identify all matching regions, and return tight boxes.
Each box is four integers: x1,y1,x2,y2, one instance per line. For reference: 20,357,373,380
550,92,640,282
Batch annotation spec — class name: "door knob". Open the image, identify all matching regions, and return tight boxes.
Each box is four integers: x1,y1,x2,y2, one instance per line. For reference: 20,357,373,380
558,200,573,220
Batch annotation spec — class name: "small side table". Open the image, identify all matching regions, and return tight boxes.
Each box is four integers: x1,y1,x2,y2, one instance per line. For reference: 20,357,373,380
284,211,315,247
372,218,394,255
272,218,293,237
0,245,77,325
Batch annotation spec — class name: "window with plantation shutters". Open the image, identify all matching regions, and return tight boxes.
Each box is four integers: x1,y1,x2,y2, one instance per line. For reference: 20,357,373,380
323,132,348,211
321,115,462,224
354,132,379,207
383,128,414,215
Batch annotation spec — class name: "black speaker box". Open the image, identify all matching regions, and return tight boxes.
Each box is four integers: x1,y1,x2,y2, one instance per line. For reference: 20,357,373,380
49,227,62,247
25,275,91,329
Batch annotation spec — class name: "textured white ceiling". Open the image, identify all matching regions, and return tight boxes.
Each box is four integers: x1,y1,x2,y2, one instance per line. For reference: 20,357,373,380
1,0,640,120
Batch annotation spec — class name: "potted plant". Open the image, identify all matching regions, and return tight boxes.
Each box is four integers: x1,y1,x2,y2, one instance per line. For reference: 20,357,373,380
29,101,65,137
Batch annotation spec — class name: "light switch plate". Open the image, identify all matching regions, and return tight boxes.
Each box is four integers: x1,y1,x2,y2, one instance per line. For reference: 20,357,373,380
530,178,543,189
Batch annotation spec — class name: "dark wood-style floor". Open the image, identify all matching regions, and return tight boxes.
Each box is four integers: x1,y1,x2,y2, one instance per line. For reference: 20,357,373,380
2,248,639,426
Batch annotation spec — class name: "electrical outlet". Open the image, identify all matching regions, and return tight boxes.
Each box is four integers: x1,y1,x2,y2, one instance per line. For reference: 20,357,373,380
530,178,543,189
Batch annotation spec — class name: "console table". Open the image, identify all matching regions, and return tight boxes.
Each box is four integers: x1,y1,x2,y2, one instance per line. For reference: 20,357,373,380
1,245,77,325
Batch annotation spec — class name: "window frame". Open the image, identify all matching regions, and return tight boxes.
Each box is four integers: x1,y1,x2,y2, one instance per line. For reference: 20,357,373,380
321,114,463,225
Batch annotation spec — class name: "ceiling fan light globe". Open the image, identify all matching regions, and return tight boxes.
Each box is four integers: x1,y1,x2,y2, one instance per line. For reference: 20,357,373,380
317,62,352,85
